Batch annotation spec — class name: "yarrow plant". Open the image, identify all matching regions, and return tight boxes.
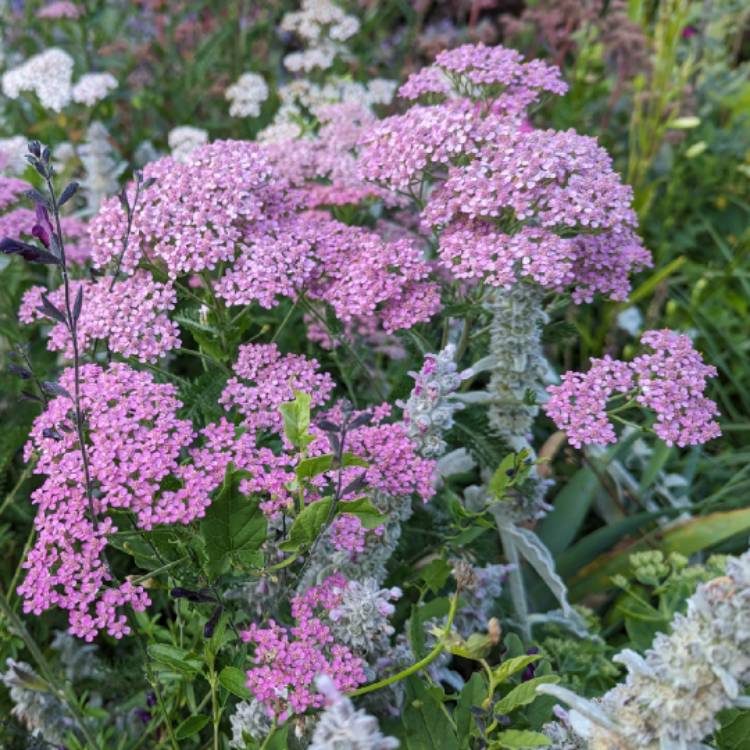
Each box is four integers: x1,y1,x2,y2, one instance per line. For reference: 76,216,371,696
545,329,721,448
0,10,734,749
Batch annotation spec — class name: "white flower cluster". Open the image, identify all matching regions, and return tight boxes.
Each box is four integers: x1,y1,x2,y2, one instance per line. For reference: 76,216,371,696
328,578,402,657
167,125,208,163
0,135,29,174
72,72,118,106
226,71,269,118
540,549,750,750
281,0,360,73
258,77,397,143
78,121,126,215
0,658,75,744
399,344,470,458
2,48,74,111
488,284,551,450
310,675,400,750
2,49,117,111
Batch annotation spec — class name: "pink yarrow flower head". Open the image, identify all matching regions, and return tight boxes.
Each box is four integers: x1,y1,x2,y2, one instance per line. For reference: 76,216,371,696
214,211,441,334
545,329,721,448
632,329,721,447
19,363,221,640
398,42,567,113
88,140,296,279
242,575,366,722
19,271,180,363
423,125,652,302
359,44,649,304
220,342,335,434
312,402,437,506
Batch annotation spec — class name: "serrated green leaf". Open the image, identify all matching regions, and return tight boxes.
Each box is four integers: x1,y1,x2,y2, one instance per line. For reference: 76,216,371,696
279,391,313,448
418,558,453,593
495,676,559,715
281,497,333,552
200,465,267,578
219,666,252,700
296,454,334,480
489,454,516,499
175,715,209,739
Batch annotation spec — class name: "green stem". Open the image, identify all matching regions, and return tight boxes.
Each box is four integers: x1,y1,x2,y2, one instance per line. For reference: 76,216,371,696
348,589,460,697
0,458,36,519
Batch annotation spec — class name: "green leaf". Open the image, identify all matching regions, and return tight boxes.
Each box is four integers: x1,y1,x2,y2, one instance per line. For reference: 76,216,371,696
281,498,333,552
418,558,453,593
296,454,334,480
340,497,386,529
491,730,551,749
456,673,487,749
147,644,202,676
219,666,252,701
279,391,313,448
716,709,750,750
264,724,289,749
409,597,450,659
200,465,267,578
175,715,209,739
341,452,368,468
488,454,517,499
494,676,559,715
492,654,542,685
400,677,460,750
538,432,641,556
570,508,750,598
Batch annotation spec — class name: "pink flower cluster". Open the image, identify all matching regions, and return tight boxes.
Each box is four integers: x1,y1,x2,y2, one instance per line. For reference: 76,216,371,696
263,102,395,210
358,99,489,191
190,418,296,517
545,330,721,448
423,126,651,302
329,513,383,554
215,211,440,333
87,139,438,338
357,43,651,303
37,1,80,19
242,574,366,721
89,140,291,278
399,42,567,113
19,271,180,362
20,363,219,640
0,174,29,209
321,403,436,504
220,343,335,433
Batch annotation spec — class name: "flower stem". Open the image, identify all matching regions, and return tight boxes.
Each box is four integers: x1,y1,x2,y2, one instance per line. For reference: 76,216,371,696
348,588,460,697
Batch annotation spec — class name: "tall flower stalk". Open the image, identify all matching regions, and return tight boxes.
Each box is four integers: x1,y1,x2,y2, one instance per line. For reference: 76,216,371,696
14,143,99,531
